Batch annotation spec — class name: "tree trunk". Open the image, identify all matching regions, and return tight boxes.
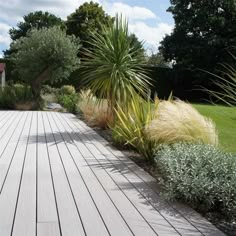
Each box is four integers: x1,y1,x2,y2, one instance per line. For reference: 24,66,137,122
31,67,52,101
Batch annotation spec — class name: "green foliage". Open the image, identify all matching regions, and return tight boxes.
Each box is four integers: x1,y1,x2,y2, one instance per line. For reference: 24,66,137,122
193,104,236,153
146,66,173,99
12,84,34,101
59,93,79,113
11,26,80,99
66,1,113,51
41,85,60,95
4,11,64,57
146,52,169,67
9,11,64,41
159,0,236,72
0,86,15,109
206,55,236,106
0,84,34,109
57,85,78,113
155,143,236,217
112,95,158,161
60,85,76,95
81,15,151,111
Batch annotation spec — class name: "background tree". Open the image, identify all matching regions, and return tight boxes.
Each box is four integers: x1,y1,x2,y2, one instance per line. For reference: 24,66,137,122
11,27,80,100
9,11,64,41
4,11,64,57
146,51,170,67
66,1,113,51
159,0,236,72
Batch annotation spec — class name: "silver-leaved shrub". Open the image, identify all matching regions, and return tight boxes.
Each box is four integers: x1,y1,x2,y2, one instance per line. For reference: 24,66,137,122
155,143,236,217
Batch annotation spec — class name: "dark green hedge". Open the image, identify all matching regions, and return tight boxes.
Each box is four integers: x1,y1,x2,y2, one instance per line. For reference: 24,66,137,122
1,60,223,103
145,66,173,99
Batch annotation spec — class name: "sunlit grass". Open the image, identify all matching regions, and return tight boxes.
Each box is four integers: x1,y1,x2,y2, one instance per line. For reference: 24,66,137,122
193,104,236,153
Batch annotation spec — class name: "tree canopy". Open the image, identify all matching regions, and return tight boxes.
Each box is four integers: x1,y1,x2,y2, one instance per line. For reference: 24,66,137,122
66,1,113,50
11,27,80,98
159,0,236,72
4,11,64,57
9,11,64,41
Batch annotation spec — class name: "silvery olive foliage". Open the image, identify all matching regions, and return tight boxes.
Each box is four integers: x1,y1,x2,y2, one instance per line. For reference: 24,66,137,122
11,26,80,98
155,143,236,217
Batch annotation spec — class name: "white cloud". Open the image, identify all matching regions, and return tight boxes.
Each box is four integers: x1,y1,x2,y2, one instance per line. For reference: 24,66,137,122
0,23,11,46
129,21,173,53
104,2,156,20
0,0,172,53
0,0,101,23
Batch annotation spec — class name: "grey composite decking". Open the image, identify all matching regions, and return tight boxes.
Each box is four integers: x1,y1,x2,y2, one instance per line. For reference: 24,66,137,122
0,111,224,236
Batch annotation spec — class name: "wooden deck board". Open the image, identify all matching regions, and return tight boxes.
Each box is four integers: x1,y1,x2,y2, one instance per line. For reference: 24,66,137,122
42,112,85,236
64,114,203,235
0,111,225,236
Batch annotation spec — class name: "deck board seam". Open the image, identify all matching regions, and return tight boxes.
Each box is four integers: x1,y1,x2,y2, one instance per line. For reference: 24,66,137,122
52,112,135,236
0,112,23,160
0,112,20,145
49,112,112,236
36,112,38,236
0,111,12,129
0,112,28,194
11,112,33,235
45,112,87,236
41,112,62,236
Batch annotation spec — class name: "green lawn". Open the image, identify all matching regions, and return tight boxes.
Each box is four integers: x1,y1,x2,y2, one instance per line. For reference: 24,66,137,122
193,104,236,153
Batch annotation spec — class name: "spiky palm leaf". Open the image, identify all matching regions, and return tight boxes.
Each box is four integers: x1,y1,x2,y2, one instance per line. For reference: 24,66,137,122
81,15,151,110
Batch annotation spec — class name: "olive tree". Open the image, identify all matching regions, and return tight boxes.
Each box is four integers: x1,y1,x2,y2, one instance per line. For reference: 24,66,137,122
11,26,80,99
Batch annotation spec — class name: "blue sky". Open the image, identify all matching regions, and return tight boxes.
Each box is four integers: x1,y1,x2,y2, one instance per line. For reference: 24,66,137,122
0,0,174,57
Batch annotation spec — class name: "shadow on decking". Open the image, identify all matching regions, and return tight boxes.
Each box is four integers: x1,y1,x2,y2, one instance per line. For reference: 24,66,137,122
24,130,218,234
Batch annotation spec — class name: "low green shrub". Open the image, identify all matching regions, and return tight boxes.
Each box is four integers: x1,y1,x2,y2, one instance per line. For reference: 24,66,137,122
59,93,78,113
0,86,15,109
60,85,76,95
155,143,236,217
56,85,78,113
13,84,34,101
41,85,60,95
0,84,34,109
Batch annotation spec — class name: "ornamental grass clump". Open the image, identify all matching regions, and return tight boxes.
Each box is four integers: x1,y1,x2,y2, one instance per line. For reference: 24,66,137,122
155,143,236,217
146,100,218,146
112,95,158,161
78,90,113,129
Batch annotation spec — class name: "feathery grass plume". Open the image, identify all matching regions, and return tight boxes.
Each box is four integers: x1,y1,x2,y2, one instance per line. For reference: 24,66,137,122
146,100,218,146
78,90,113,129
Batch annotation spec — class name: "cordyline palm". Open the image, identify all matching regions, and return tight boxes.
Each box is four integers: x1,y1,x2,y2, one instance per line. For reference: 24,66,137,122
81,15,151,113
